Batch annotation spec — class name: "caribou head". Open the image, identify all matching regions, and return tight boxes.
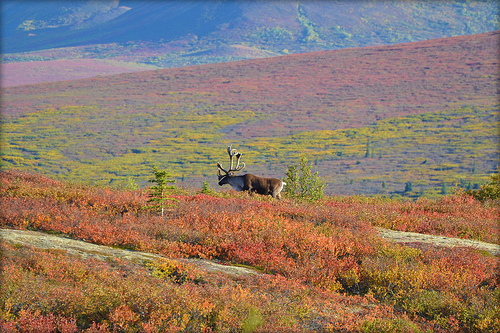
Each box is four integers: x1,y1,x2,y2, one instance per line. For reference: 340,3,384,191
217,146,245,186
217,146,286,199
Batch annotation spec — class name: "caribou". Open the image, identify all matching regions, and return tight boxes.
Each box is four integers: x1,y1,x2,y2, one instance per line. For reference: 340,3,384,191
217,146,286,199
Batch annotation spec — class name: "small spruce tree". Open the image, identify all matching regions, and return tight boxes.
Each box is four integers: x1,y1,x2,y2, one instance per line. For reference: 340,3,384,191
440,182,448,195
365,137,371,158
146,166,178,216
201,180,215,195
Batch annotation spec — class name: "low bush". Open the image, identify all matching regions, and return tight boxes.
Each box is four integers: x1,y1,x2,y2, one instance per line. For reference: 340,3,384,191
466,166,500,203
1,170,498,331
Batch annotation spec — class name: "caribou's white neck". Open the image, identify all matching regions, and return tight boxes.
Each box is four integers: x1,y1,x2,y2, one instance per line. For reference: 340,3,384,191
227,175,245,191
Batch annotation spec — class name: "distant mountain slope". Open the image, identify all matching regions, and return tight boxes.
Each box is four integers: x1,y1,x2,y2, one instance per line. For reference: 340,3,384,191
4,31,497,133
2,32,498,195
0,59,157,87
2,0,498,67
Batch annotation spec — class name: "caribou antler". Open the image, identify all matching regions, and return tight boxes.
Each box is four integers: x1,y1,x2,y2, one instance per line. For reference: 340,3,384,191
217,145,245,175
216,145,285,199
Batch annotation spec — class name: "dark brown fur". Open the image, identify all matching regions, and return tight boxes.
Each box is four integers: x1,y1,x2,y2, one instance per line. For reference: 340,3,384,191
218,173,285,199
217,146,285,199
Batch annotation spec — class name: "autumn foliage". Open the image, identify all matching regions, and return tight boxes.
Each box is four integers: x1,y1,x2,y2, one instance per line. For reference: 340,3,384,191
2,32,498,197
1,170,499,332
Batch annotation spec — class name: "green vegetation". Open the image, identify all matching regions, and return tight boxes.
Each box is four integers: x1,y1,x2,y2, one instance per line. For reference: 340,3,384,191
1,103,258,185
248,27,294,44
284,155,326,201
361,317,422,333
1,104,497,198
125,177,139,191
200,180,215,195
466,166,500,202
145,166,178,216
249,105,498,197
297,4,320,43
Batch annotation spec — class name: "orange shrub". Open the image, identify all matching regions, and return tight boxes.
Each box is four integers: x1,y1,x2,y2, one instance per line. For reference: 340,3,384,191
1,170,498,331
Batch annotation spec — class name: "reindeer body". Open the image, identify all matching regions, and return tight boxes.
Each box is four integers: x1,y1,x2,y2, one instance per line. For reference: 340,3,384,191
218,173,285,199
217,146,286,199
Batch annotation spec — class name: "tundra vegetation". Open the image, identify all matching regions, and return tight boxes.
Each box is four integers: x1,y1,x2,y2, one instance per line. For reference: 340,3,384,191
284,155,326,202
1,30,498,332
2,103,496,198
2,32,498,198
1,169,499,332
144,166,178,216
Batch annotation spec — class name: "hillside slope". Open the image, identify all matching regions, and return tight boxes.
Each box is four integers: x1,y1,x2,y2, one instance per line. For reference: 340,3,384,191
2,32,498,195
4,32,497,128
2,0,498,66
1,169,499,331
0,59,158,87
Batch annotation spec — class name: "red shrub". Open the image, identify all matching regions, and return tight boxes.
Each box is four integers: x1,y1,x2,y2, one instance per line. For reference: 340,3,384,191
1,170,498,331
